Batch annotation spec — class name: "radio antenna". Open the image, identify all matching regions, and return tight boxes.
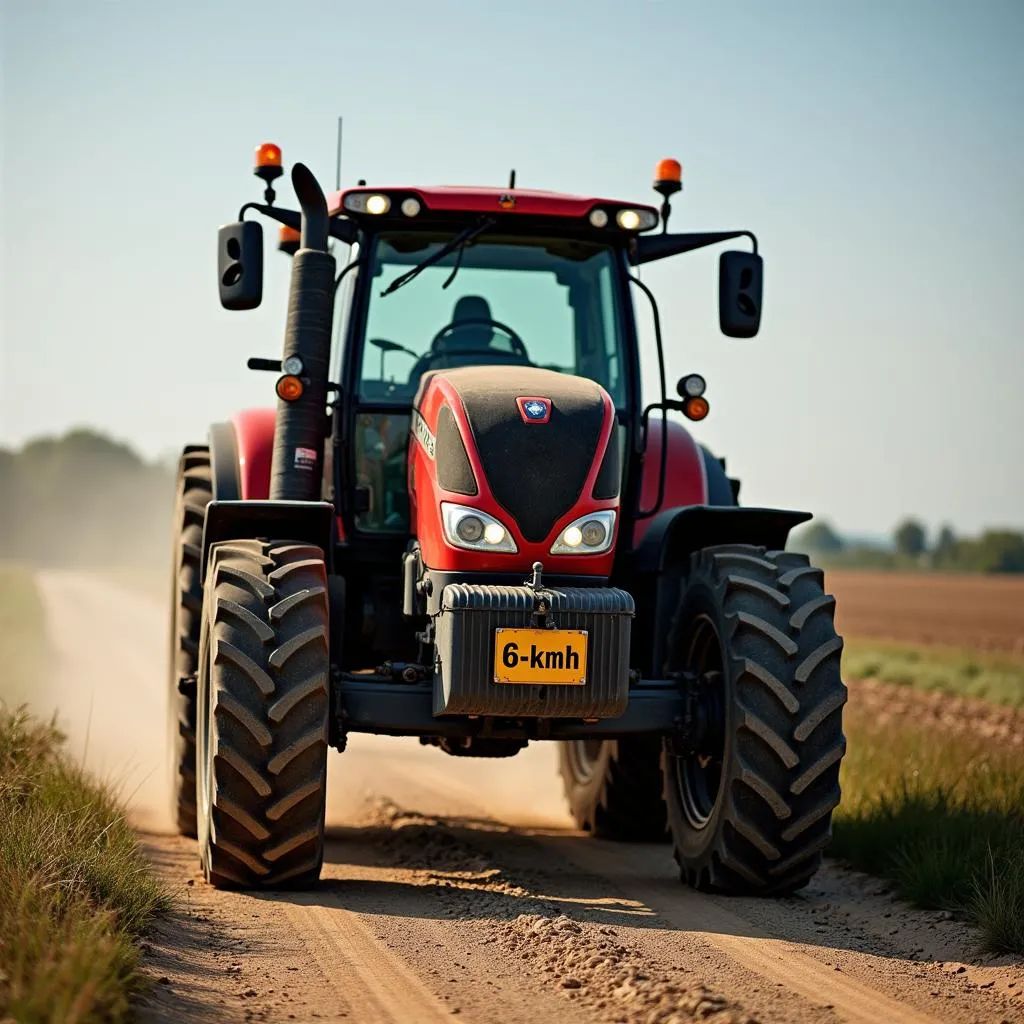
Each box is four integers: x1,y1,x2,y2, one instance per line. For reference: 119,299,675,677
335,116,343,190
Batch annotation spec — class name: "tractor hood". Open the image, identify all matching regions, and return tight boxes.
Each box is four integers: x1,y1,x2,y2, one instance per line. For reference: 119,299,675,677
410,365,620,574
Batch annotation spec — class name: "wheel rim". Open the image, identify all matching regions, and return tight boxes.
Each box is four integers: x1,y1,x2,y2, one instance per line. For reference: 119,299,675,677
566,739,606,782
674,613,727,830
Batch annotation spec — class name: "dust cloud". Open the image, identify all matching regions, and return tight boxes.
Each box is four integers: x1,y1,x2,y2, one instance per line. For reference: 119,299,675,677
2,430,177,828
34,570,175,832
6,428,577,835
33,571,576,835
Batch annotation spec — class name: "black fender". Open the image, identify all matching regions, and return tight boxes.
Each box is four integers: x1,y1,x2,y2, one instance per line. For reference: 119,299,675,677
626,505,813,676
208,421,241,501
634,505,810,575
200,500,335,583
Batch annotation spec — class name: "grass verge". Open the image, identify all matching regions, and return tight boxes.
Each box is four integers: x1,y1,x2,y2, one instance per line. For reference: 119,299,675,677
0,567,167,1022
0,706,168,1023
833,710,1024,955
843,638,1024,708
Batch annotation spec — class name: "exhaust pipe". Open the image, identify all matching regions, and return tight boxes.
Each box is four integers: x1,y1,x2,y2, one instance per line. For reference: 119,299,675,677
268,163,337,502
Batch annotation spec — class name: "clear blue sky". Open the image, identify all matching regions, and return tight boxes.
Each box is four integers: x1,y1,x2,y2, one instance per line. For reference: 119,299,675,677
2,0,1022,537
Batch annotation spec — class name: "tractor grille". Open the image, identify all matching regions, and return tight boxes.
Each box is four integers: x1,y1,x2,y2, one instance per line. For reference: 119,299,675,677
433,583,633,718
443,367,607,544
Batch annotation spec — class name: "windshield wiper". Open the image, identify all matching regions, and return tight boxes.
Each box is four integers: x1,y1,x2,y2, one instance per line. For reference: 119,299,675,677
380,216,495,297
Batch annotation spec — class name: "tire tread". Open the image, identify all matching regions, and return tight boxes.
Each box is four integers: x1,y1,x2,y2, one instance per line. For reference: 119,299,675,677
199,539,330,889
663,544,847,895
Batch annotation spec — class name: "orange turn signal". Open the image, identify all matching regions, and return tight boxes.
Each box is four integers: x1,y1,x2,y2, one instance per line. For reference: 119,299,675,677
278,224,301,254
654,158,682,185
276,374,304,401
255,142,282,169
683,396,709,421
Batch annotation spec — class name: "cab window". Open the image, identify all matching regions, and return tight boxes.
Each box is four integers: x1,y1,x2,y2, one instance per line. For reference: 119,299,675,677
357,232,627,407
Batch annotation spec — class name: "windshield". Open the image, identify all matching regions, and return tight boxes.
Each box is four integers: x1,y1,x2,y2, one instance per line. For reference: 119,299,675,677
357,232,627,406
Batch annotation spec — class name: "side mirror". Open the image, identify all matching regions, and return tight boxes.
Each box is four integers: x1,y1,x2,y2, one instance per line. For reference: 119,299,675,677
719,250,763,338
218,221,263,310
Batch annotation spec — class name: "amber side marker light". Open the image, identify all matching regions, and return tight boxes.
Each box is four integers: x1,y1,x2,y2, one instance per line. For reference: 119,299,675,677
276,374,304,401
683,396,709,421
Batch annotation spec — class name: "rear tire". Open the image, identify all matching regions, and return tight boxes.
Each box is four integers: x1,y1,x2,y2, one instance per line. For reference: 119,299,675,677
167,446,212,838
196,539,330,889
558,738,668,841
662,545,847,894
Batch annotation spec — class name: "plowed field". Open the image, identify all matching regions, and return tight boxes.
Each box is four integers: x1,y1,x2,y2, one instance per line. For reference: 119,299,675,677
826,570,1024,653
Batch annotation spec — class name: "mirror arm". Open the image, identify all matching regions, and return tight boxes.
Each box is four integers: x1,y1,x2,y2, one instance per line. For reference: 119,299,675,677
631,229,758,265
728,230,759,255
238,202,358,245
247,357,281,372
239,202,299,230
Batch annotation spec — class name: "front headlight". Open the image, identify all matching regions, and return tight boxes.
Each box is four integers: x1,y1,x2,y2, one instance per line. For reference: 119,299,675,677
550,510,616,555
441,502,518,553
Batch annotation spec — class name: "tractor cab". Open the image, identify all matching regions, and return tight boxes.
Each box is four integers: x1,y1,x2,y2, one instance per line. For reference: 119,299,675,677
332,198,645,540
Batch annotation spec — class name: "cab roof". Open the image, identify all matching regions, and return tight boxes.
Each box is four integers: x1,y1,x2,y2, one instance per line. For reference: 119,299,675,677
326,185,658,221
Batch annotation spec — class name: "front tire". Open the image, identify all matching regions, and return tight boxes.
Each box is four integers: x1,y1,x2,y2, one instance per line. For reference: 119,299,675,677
196,539,330,889
662,545,847,894
558,739,668,841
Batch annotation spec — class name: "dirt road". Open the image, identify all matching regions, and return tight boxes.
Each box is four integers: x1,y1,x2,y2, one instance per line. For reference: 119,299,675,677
35,571,1024,1024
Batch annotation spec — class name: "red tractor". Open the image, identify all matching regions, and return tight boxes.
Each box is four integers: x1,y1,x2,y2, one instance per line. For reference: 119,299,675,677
168,144,847,893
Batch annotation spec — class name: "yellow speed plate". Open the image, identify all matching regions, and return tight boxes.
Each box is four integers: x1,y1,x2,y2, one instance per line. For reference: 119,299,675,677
494,628,588,685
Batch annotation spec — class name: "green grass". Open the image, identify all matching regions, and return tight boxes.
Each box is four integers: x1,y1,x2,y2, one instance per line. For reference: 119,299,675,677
0,568,168,1021
0,562,52,704
0,706,169,1023
843,638,1024,708
833,716,1024,955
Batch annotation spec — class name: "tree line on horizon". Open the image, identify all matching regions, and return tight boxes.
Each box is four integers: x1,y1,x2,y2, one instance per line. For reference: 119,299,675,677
792,517,1024,574
0,429,175,569
2,428,1021,574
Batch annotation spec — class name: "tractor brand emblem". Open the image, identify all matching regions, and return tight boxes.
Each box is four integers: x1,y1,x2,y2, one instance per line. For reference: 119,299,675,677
517,397,551,424
498,193,516,210
412,409,436,459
